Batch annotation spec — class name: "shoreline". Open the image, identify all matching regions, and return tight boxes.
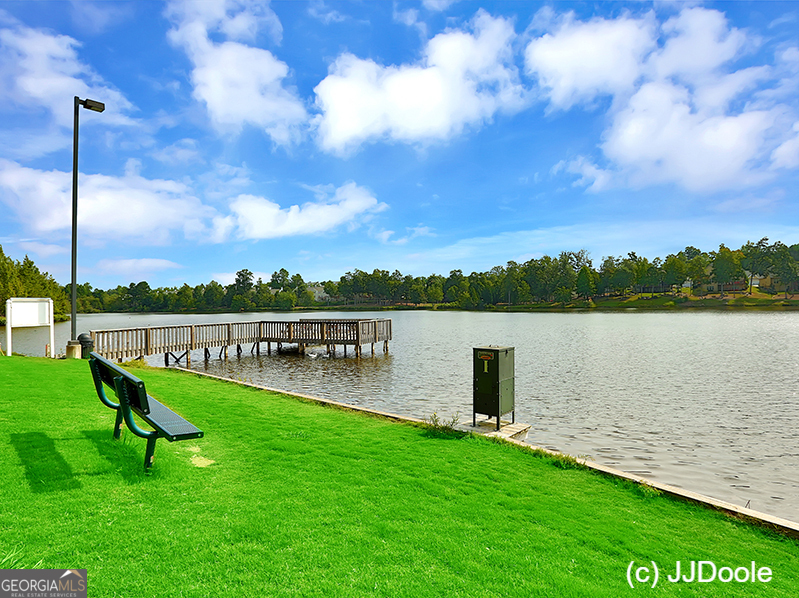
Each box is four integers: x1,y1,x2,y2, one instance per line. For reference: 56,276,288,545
9,293,799,326
176,365,799,539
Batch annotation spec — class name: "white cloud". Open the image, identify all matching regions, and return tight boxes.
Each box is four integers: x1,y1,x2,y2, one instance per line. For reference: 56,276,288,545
0,159,213,245
650,8,750,83
166,0,307,144
307,1,346,25
524,10,656,110
96,258,182,277
373,225,435,245
216,181,388,240
151,138,203,165
423,0,459,11
69,1,133,34
557,156,613,192
771,122,799,169
314,10,526,154
17,241,66,258
530,6,796,193
602,81,776,192
0,19,136,157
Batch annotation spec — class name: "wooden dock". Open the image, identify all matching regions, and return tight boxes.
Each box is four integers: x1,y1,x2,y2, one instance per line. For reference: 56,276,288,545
90,318,392,365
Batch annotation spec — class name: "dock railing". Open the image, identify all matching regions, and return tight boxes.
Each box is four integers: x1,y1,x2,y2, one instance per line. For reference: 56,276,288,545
91,318,391,362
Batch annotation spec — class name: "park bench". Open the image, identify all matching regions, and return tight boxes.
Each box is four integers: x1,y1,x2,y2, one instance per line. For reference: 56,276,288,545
88,352,204,469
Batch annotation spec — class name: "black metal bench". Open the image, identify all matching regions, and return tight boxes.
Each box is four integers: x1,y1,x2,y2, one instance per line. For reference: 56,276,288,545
88,352,203,469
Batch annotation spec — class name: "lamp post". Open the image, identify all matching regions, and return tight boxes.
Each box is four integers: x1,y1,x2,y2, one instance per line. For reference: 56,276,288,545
68,96,105,358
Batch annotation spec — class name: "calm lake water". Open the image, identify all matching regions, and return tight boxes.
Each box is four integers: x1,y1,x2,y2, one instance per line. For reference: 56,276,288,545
9,309,799,522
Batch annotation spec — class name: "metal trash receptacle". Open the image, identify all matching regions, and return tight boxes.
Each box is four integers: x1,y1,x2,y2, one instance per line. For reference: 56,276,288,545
77,333,94,359
473,346,515,430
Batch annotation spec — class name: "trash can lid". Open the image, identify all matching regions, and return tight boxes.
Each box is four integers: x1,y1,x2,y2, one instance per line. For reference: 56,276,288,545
77,332,93,342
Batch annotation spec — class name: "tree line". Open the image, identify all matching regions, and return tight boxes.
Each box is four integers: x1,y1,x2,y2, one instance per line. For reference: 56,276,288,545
2,238,798,316
0,245,69,317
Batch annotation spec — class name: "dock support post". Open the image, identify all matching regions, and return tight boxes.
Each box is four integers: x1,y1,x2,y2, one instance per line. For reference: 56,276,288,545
267,342,271,355
204,348,210,360
236,344,242,356
371,343,375,355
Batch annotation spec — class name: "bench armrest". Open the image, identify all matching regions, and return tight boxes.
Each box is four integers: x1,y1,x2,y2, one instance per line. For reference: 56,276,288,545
114,376,159,440
89,357,120,410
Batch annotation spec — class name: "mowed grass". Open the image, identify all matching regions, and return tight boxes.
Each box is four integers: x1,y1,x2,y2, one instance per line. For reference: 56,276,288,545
1,357,798,597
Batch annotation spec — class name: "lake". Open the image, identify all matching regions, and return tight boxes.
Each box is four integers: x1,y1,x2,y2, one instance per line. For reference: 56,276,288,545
8,309,799,522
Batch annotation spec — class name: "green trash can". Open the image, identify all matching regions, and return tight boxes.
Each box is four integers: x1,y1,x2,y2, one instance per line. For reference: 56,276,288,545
77,333,94,359
473,346,515,430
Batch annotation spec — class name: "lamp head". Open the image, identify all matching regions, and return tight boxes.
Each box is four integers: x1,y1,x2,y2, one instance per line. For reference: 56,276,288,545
82,99,105,113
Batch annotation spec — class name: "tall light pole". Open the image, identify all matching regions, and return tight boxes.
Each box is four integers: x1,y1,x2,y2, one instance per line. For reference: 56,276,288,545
69,96,105,356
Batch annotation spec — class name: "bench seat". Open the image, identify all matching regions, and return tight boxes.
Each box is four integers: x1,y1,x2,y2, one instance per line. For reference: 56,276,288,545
140,395,203,442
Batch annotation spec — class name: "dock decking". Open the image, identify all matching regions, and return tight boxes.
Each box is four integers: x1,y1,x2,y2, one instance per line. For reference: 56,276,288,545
90,318,392,364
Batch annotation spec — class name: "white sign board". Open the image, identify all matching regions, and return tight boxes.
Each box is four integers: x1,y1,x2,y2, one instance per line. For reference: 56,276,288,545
4,298,55,357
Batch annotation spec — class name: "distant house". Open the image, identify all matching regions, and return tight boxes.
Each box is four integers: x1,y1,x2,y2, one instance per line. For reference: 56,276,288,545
702,281,747,293
308,285,329,302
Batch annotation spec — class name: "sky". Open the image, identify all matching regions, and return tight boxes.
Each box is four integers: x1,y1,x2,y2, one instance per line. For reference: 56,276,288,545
1,1,798,289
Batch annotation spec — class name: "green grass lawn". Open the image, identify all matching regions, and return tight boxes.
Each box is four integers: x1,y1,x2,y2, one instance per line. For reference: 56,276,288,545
1,357,798,597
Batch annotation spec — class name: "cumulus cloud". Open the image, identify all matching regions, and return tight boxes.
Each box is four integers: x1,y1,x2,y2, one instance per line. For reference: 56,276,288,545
524,11,656,110
166,0,307,143
526,6,799,193
0,159,213,245
214,181,388,240
0,17,135,158
313,10,526,154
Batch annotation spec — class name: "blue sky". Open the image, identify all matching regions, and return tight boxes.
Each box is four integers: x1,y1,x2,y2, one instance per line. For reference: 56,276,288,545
1,1,798,289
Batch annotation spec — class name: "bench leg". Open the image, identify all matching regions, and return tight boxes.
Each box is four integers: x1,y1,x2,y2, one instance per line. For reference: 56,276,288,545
144,436,158,470
114,409,124,439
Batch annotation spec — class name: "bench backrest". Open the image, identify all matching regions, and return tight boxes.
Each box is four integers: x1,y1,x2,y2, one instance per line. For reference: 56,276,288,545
89,352,151,415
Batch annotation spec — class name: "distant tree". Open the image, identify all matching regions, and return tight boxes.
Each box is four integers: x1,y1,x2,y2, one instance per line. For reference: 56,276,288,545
444,270,464,303
203,281,225,309
610,259,634,295
576,265,596,299
253,278,274,308
233,269,254,296
711,244,745,297
683,246,703,261
426,275,444,305
686,252,711,295
274,290,296,310
597,256,617,296
323,281,339,303
175,284,195,311
770,242,798,298
740,238,771,293
408,277,427,305
269,268,289,291
662,254,687,295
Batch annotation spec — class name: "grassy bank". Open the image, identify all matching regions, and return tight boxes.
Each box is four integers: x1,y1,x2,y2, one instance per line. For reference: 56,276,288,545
1,357,798,596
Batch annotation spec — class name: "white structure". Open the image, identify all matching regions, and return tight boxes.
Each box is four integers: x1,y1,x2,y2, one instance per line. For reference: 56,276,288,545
4,298,55,358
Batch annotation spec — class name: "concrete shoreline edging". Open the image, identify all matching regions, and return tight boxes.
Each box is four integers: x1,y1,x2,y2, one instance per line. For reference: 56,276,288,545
175,367,799,539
